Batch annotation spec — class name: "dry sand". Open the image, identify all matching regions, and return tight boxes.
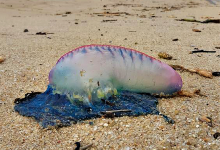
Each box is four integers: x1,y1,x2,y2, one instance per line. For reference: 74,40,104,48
0,0,220,149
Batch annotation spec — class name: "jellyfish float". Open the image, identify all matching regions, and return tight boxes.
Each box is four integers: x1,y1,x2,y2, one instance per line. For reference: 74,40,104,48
14,45,182,128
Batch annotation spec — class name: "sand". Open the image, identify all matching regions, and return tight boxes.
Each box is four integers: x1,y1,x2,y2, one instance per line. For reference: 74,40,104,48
0,0,220,149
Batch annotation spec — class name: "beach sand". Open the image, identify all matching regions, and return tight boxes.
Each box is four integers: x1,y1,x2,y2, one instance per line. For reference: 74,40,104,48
0,0,220,149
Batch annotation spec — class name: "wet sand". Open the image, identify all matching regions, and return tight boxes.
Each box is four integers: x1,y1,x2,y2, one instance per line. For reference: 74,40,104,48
0,0,220,149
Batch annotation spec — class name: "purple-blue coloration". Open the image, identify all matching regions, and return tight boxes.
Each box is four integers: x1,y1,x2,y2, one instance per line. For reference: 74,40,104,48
49,45,182,104
14,45,181,128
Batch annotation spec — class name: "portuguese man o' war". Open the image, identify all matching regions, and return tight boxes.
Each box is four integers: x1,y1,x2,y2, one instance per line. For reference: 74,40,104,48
14,45,182,128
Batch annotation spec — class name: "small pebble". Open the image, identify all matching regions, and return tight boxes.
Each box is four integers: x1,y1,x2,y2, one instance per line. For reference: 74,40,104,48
0,56,5,63
196,69,213,78
213,132,220,139
192,29,201,32
158,125,165,130
199,116,211,123
124,147,130,150
103,123,108,127
174,110,179,115
158,52,173,60
172,38,178,41
93,126,97,131
203,138,209,142
212,72,220,76
24,29,29,32
108,131,112,135
125,125,130,128
65,11,71,14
